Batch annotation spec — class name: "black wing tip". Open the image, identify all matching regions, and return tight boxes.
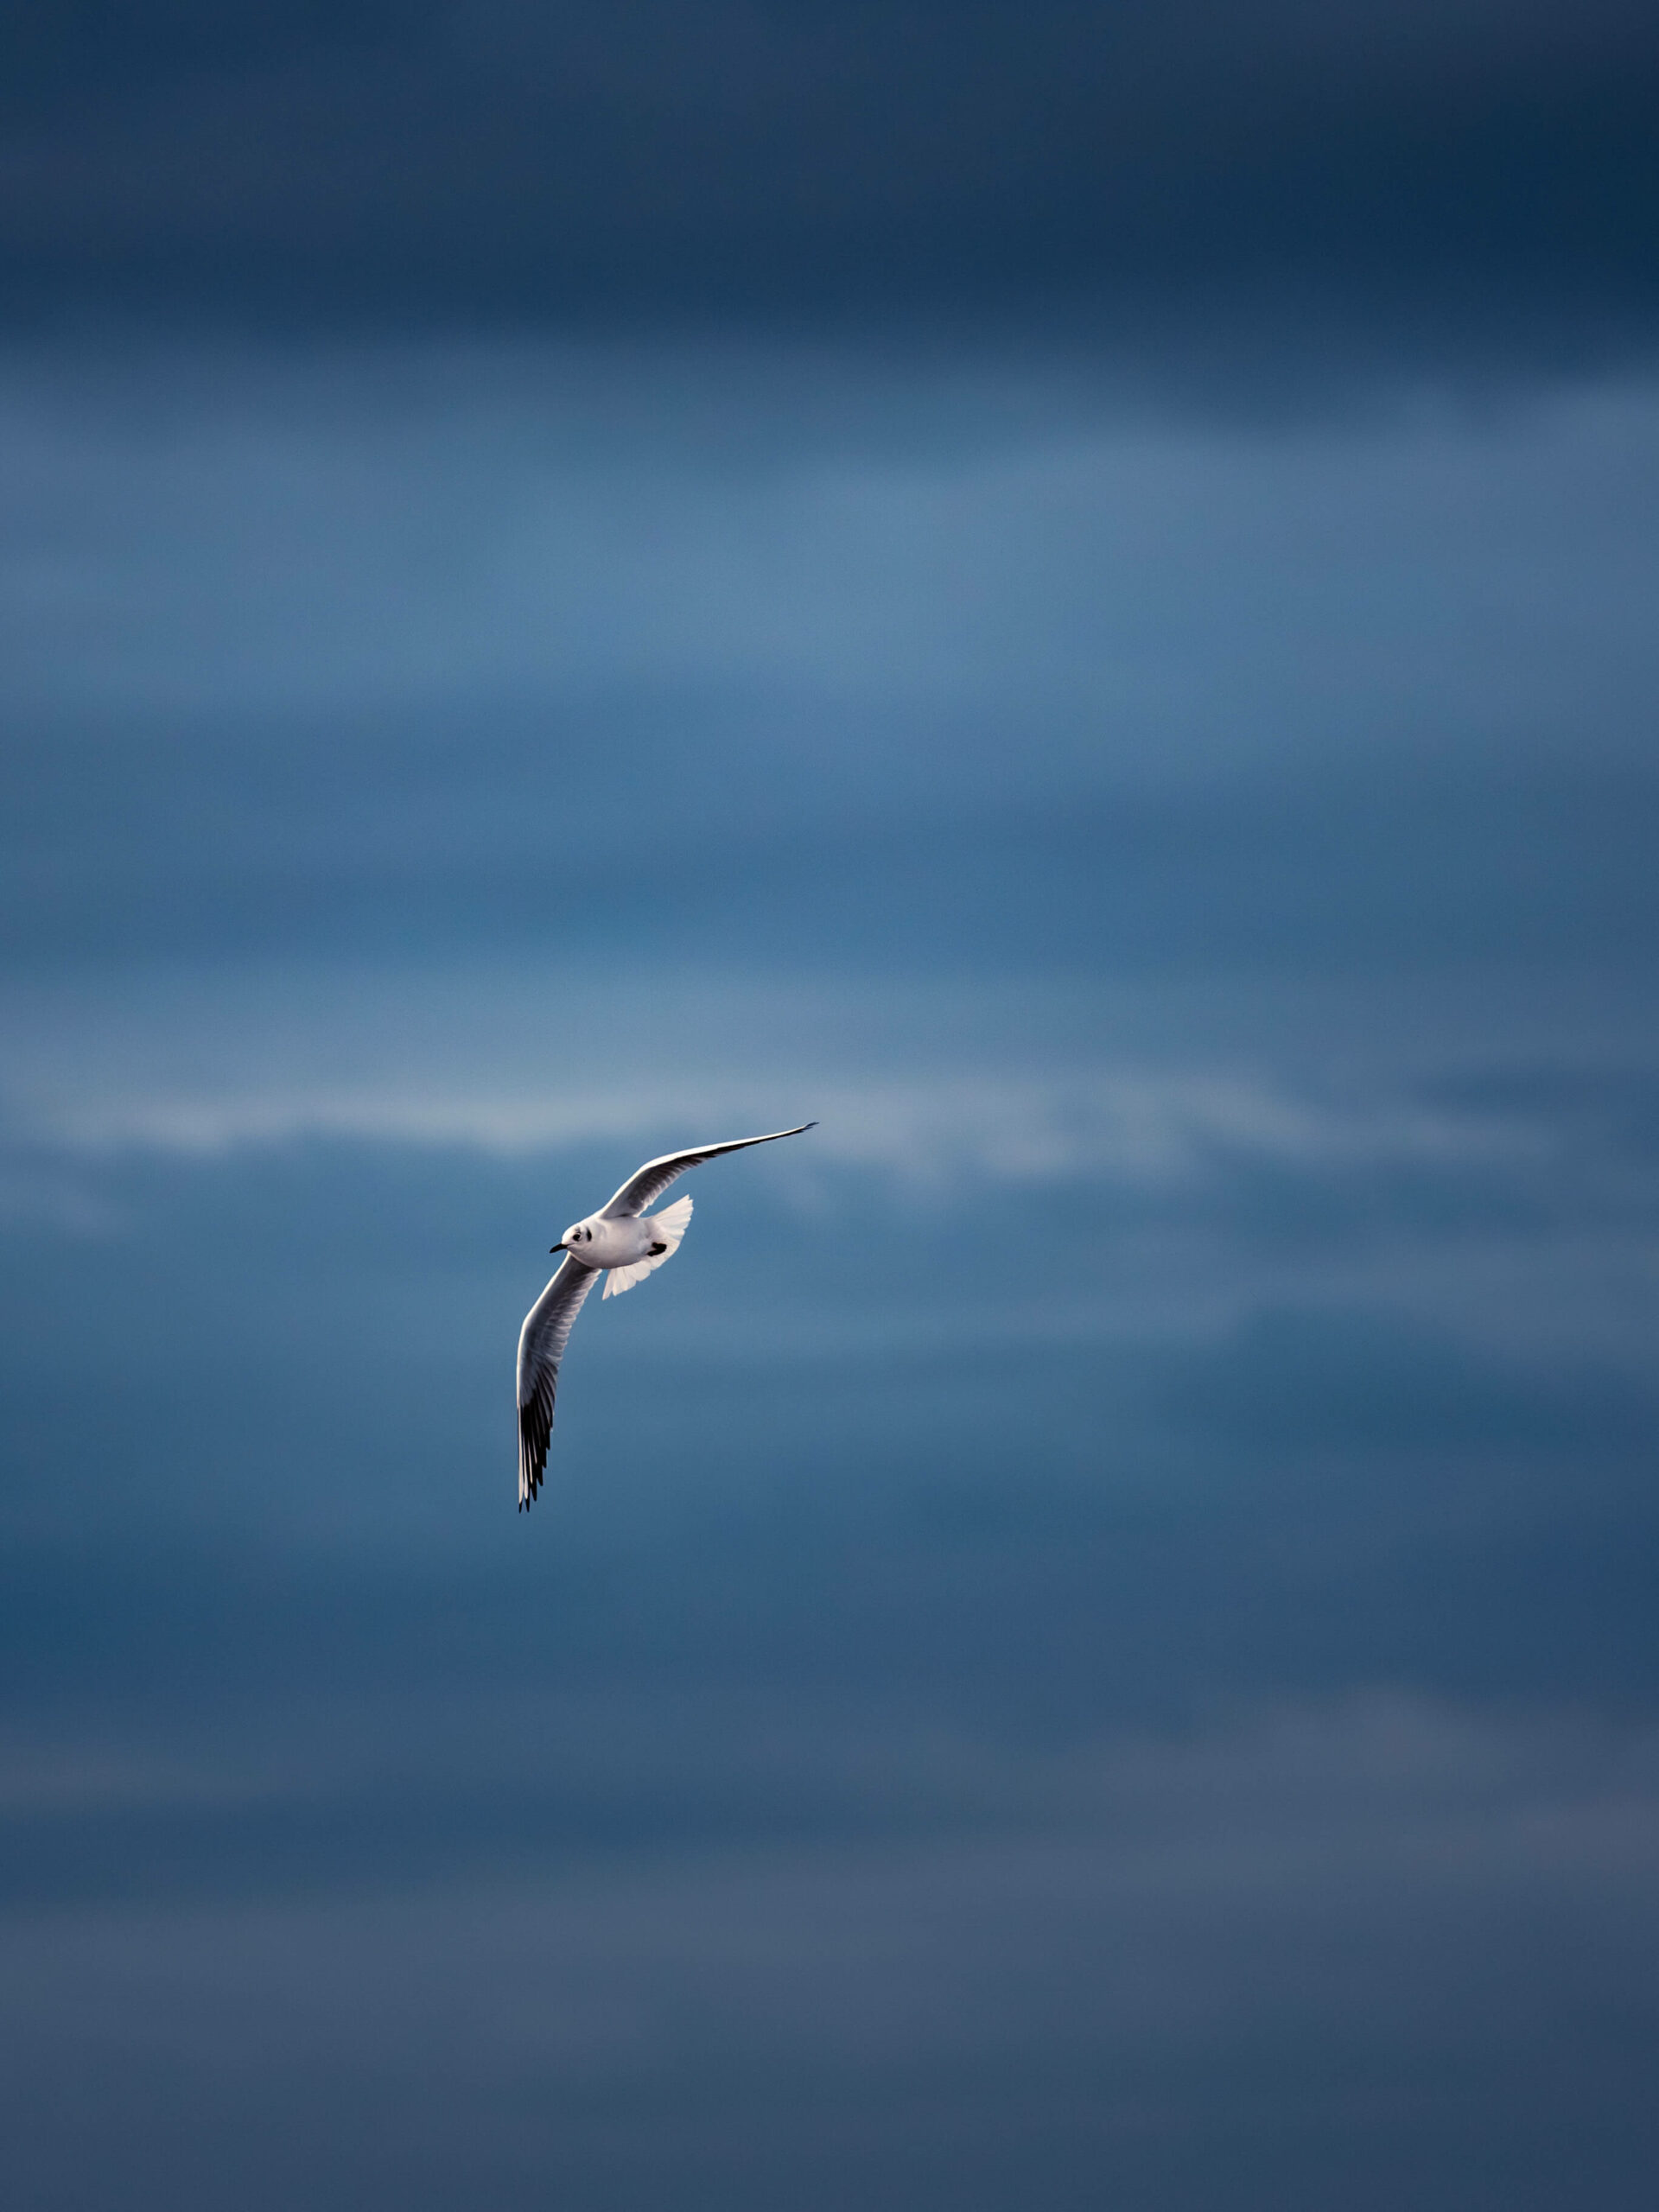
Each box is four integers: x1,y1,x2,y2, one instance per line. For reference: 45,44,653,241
518,1402,552,1511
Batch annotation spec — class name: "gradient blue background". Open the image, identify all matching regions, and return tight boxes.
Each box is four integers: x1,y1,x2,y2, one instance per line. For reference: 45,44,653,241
3,7,1659,2205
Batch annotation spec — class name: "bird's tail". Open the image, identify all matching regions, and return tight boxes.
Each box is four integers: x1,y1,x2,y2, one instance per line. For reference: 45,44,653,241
602,1195,693,1298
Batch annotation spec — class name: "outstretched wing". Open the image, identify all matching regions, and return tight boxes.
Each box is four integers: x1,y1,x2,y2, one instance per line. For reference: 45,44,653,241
516,1256,601,1509
598,1122,817,1219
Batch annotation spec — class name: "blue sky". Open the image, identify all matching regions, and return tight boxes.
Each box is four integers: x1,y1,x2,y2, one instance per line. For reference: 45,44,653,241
4,9,1659,2208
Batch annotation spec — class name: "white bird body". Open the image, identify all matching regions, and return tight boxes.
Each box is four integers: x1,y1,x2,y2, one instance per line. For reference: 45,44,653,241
515,1121,816,1510
556,1199,690,1283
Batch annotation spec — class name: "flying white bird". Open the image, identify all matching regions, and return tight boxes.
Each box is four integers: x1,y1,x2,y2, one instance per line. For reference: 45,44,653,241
515,1122,817,1509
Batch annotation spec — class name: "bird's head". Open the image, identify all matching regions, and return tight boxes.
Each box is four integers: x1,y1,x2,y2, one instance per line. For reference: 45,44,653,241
555,1219,597,1254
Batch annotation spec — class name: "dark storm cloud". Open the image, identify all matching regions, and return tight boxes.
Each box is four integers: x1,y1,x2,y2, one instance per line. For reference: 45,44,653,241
9,702,1659,969
3,345,1656,972
10,698,1659,969
1,1,1656,369
6,1703,1657,2212
4,19,1658,2200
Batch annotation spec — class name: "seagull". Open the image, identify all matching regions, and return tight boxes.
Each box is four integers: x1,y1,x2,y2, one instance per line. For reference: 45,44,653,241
516,1122,817,1509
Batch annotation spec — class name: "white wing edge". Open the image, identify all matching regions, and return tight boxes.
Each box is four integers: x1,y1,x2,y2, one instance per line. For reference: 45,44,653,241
599,1122,817,1219
516,1255,601,1510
